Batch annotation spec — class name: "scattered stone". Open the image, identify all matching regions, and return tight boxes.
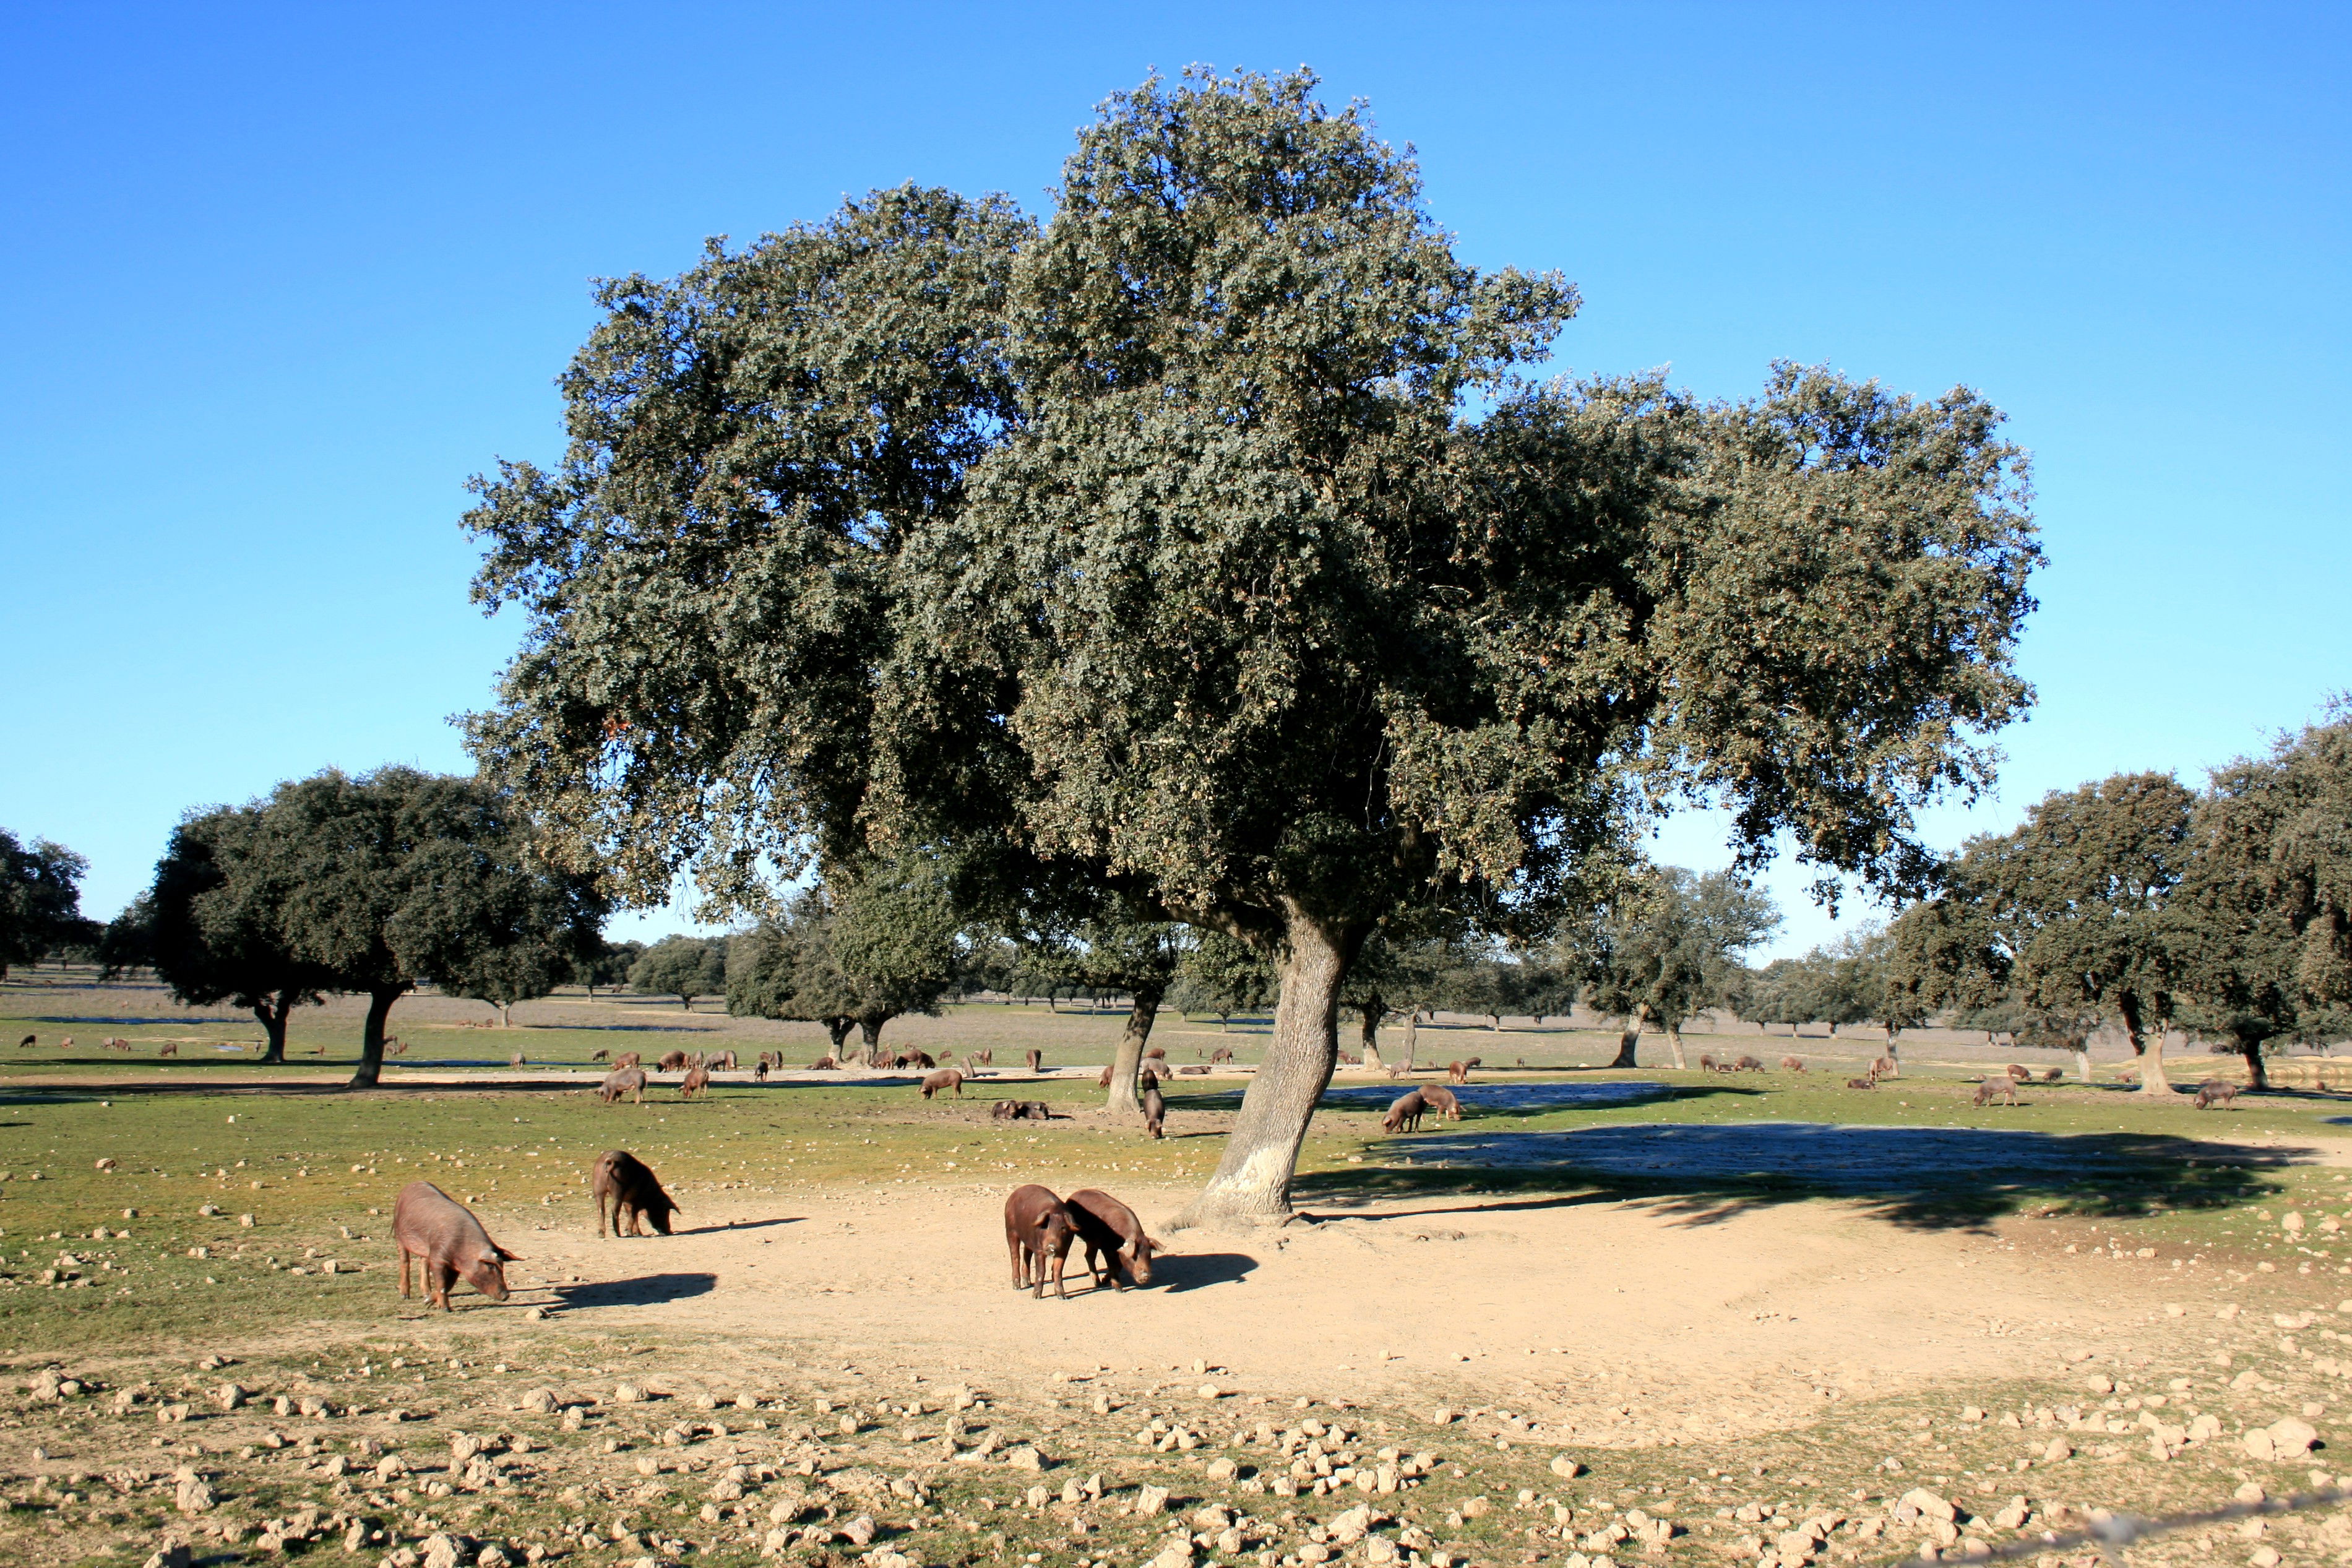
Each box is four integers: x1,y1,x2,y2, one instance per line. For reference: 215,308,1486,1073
142,1543,193,1568
173,1474,215,1514
838,1514,877,1547
1206,1456,1237,1480
1135,1484,1171,1516
1006,1445,1043,1470
214,1384,244,1412
1551,1455,1585,1478
1431,1407,1455,1425
2042,1438,2072,1463
2084,1374,2114,1394
2244,1417,2319,1460
613,1384,644,1405
520,1387,557,1414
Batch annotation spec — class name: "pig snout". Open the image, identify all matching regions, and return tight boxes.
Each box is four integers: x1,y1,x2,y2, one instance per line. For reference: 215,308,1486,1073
463,1252,512,1302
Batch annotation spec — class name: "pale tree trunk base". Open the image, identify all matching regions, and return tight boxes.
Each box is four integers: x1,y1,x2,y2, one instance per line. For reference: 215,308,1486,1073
2074,1048,2092,1083
1105,991,1161,1118
2137,1028,2180,1095
1398,1015,1418,1074
1174,908,1361,1231
347,985,410,1089
1665,1024,1687,1071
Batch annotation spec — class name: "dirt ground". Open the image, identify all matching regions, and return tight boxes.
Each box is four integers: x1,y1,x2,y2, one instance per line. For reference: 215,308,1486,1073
490,1161,2268,1444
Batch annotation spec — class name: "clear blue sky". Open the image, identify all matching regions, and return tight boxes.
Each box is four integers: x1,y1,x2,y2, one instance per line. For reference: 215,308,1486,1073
3,2,2343,956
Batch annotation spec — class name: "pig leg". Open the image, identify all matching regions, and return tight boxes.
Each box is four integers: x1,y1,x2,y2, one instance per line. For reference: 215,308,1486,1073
432,1261,459,1311
1049,1243,1069,1300
399,1247,413,1299
1009,1233,1028,1291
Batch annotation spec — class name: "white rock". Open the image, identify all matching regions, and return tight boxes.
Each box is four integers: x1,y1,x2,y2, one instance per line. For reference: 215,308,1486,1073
1550,1455,1585,1478
1135,1484,1171,1515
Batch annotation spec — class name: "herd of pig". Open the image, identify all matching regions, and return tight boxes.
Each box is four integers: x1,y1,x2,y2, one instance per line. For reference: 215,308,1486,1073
385,1146,1163,1314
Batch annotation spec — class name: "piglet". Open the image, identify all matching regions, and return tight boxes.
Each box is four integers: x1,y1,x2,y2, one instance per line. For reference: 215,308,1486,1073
1004,1184,1077,1299
393,1181,517,1311
1065,1188,1161,1290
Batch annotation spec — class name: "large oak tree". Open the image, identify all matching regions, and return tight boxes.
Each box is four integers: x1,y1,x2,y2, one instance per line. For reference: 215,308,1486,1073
465,69,2040,1225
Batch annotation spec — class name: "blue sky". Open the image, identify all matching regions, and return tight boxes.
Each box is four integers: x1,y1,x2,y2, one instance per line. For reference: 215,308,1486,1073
2,2,2344,955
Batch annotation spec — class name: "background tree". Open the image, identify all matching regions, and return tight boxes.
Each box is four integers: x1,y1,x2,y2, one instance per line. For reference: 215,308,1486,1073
1168,933,1278,1032
214,767,606,1087
1339,924,1453,1069
1436,953,1533,1035
728,861,963,1061
1575,867,1778,1067
0,829,88,983
1046,911,1187,1114
1887,772,2196,1089
574,937,644,999
465,68,2040,1225
629,936,729,1011
2176,721,2352,1088
131,803,338,1062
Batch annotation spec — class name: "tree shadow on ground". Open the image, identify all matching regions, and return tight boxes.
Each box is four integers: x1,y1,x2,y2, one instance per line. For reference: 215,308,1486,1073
551,1272,718,1310
1292,1121,2304,1232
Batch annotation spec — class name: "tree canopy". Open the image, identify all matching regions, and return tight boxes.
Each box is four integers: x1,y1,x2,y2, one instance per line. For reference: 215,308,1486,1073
1573,867,1778,1067
465,67,2040,1223
629,936,729,1011
0,829,89,982
726,860,962,1059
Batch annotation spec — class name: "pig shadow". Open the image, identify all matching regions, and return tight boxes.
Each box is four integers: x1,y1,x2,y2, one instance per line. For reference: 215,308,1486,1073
551,1272,718,1309
1150,1251,1257,1292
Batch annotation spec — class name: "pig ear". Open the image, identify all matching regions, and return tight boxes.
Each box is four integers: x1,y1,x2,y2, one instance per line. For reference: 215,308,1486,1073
494,1245,521,1262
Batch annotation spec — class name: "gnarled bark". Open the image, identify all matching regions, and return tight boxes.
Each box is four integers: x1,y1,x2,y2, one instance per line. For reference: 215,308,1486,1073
1174,907,1363,1229
1104,984,1165,1117
1663,1018,1688,1070
251,994,295,1065
1397,1013,1418,1073
1607,1005,1649,1069
2117,991,2177,1094
347,983,413,1088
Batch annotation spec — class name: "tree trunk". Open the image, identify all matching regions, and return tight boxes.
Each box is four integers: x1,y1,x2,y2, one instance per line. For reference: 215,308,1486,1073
1105,985,1164,1118
679,993,693,1011
1398,1013,1418,1074
2241,1036,2269,1091
2074,1046,2092,1083
1608,1006,1648,1069
1175,908,1362,1230
1663,1019,1687,1071
1486,1015,1501,1033
499,1003,514,1028
252,996,290,1065
1358,998,1382,1066
347,984,411,1089
2118,992,2176,1095
860,1016,887,1066
825,1017,852,1054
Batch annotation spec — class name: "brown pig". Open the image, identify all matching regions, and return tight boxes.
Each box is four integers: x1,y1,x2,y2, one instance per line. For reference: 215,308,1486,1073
920,1069,964,1100
679,1062,712,1099
592,1150,681,1238
657,1049,689,1072
1142,1082,1166,1139
611,1051,640,1071
1418,1083,1461,1121
599,1066,647,1105
1004,1184,1077,1299
1065,1187,1161,1290
1382,1090,1426,1134
394,1181,517,1311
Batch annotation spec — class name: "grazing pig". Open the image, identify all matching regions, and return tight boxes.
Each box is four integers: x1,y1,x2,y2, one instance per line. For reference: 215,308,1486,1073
15,1034,32,1048
657,1050,689,1072
1382,1090,1426,1134
1845,1075,1877,1089
1699,1053,1721,1073
592,1150,681,1238
590,1048,609,1063
1004,1184,1077,1299
612,1051,640,1071
1780,1056,1806,1073
753,1058,770,1083
158,1041,178,1057
679,1063,712,1100
1734,1054,1764,1072
1337,1050,1360,1066
909,1051,936,1069
1447,1061,1470,1084
706,1049,736,1070
991,1099,1022,1120
2004,1062,2030,1080
1066,1188,1161,1290
1142,1083,1166,1139
1868,1055,1898,1079
509,1051,525,1069
1144,1045,1166,1063
1026,1048,1044,1074
921,1069,964,1100
393,1181,516,1311
1096,1064,1114,1088
386,1036,407,1056
969,1049,992,1069
2041,1067,2064,1082
2195,1080,2241,1110
599,1067,648,1105
1208,1047,1232,1064
1973,1077,2018,1106
1418,1083,1461,1121
809,1054,839,1070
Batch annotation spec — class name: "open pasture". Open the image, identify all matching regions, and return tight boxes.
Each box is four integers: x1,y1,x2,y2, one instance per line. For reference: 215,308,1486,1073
6,978,2352,1566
